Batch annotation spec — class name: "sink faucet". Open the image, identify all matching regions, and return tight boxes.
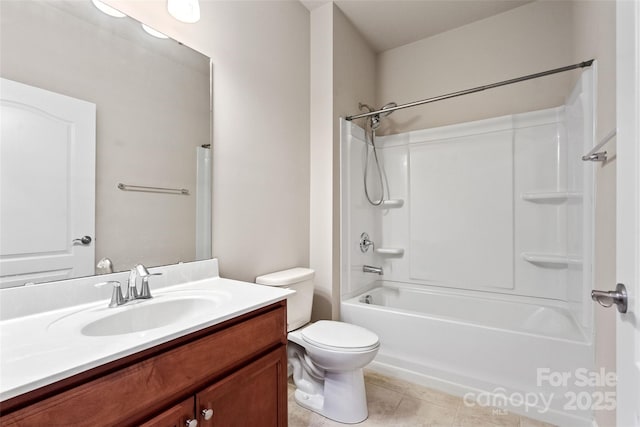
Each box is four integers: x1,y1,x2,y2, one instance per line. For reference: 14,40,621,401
125,268,139,301
134,264,162,299
106,264,162,308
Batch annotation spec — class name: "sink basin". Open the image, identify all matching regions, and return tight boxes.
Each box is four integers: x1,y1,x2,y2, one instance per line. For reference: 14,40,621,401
81,297,218,336
47,290,228,337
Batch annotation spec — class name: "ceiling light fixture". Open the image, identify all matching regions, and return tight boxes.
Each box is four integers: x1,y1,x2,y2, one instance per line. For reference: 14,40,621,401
167,0,201,24
141,24,169,39
91,0,126,18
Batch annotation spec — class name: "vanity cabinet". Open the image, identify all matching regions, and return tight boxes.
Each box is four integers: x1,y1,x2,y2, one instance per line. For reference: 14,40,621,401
142,349,285,427
0,301,288,427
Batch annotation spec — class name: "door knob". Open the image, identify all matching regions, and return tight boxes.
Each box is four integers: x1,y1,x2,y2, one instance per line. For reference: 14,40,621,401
72,235,92,245
591,283,628,313
185,419,198,427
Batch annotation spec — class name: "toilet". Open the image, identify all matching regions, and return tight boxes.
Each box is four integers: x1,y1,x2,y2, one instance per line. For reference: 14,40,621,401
255,268,379,424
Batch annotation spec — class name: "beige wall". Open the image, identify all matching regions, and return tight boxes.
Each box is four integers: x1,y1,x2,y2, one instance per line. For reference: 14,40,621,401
309,3,334,321
104,0,311,282
376,1,575,134
572,2,617,426
308,3,377,320
332,5,377,318
0,1,209,274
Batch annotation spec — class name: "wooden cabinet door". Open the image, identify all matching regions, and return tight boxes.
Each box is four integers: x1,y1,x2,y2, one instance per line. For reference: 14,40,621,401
196,347,287,427
139,398,195,427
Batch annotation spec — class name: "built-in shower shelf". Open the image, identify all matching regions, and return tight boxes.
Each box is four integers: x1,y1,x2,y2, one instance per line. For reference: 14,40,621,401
375,248,405,257
379,199,404,208
521,192,583,202
522,252,582,267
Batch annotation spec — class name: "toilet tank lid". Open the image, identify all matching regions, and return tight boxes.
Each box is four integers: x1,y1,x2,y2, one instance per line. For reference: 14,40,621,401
255,267,315,286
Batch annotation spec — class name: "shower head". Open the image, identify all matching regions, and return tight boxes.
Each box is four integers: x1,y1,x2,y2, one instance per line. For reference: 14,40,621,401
379,102,397,117
370,102,397,129
357,101,397,130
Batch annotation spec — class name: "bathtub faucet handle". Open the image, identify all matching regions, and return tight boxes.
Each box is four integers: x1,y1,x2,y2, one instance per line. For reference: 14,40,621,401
363,265,383,275
360,232,375,253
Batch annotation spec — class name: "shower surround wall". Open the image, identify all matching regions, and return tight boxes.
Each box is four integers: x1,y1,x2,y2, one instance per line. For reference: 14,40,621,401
340,71,595,425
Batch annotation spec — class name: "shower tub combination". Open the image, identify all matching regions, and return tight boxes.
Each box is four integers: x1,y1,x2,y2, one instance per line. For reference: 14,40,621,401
341,282,592,425
340,68,596,426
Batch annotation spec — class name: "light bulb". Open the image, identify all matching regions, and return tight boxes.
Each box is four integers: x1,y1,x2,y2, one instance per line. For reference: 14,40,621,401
91,0,126,18
167,0,201,24
142,24,169,39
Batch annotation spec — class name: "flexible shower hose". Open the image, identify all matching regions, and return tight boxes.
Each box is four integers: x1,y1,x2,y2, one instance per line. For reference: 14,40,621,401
363,118,387,206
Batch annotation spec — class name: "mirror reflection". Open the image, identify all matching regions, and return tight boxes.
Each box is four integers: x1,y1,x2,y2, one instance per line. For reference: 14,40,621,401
0,0,212,288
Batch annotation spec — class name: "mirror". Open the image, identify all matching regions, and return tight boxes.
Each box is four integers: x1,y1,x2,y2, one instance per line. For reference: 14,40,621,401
0,0,212,287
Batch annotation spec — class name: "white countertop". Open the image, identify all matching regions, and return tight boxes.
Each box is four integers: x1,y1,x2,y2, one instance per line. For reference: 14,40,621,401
0,270,292,402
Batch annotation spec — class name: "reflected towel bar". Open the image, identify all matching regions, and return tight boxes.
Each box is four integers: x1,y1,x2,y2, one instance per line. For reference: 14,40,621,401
117,183,189,195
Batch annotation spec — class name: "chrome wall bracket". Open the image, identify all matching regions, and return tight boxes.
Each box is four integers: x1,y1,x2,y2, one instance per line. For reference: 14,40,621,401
582,129,616,163
581,151,607,162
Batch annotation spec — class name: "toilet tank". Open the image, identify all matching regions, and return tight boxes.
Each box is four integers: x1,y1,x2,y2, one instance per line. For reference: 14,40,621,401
255,267,314,332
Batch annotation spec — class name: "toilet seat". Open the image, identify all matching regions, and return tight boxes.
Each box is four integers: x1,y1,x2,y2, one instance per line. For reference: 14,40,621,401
301,320,379,352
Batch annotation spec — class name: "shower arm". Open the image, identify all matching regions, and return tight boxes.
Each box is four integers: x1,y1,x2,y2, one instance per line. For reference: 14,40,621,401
345,60,594,121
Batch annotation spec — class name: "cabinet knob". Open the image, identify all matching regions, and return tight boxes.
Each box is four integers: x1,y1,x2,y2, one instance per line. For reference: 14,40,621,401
185,419,198,427
201,408,214,420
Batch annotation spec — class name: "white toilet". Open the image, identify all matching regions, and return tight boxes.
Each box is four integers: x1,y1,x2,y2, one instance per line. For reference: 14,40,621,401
255,268,379,424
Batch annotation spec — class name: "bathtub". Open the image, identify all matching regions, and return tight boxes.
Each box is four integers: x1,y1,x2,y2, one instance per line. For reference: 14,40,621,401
341,282,594,426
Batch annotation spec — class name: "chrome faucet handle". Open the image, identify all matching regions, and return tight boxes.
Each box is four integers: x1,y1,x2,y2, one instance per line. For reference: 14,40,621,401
360,232,375,253
138,273,162,299
97,281,125,308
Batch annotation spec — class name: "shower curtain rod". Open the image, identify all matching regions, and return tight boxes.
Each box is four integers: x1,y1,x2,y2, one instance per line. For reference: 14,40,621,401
345,59,594,121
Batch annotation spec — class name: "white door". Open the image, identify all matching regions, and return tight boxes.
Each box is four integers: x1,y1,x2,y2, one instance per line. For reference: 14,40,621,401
0,78,96,288
615,0,640,424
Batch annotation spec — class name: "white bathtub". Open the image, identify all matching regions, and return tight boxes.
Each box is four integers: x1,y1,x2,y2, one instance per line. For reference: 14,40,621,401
341,282,594,426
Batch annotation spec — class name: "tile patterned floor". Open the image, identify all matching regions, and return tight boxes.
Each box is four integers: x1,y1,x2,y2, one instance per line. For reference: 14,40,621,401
288,370,556,427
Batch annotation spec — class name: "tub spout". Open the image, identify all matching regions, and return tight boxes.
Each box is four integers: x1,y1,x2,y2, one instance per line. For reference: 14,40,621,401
363,265,383,275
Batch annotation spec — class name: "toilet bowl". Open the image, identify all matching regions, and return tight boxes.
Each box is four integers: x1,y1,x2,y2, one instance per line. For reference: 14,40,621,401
255,268,380,424
288,321,379,423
